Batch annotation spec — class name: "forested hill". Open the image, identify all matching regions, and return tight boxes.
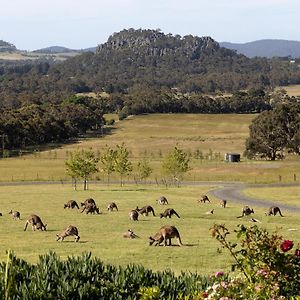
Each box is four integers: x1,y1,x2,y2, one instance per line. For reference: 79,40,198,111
1,28,300,110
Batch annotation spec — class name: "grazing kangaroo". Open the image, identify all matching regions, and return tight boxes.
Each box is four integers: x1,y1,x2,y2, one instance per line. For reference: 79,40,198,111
64,200,79,209
198,195,210,203
266,206,284,217
107,202,118,212
159,208,180,219
136,205,155,216
81,198,97,213
9,210,20,220
237,206,254,218
123,229,139,239
149,225,182,246
84,204,100,214
129,209,139,221
56,225,80,242
24,214,47,231
220,199,227,208
156,196,169,205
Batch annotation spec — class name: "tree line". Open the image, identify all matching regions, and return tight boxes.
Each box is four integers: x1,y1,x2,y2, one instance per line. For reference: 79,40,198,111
66,145,190,189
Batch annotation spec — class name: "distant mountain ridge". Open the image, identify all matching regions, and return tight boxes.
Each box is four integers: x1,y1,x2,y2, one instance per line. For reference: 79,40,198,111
220,39,300,58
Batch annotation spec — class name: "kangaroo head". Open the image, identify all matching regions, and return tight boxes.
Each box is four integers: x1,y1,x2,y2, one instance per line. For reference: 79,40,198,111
149,236,155,246
9,210,13,214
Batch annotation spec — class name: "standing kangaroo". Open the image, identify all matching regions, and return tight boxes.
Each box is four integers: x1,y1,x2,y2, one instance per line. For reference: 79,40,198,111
9,210,21,220
107,202,118,212
136,205,155,216
24,214,47,231
149,225,182,246
129,209,139,221
220,200,227,208
266,206,284,217
56,225,80,242
156,196,169,205
237,206,254,218
159,208,180,218
64,200,79,209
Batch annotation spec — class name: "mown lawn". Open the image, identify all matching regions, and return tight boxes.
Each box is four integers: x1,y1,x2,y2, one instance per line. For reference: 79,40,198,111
0,183,299,276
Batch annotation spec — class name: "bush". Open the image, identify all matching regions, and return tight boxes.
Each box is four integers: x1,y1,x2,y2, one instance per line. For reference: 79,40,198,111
203,224,300,299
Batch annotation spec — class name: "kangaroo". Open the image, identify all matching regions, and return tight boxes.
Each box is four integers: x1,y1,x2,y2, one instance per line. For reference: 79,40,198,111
107,202,118,212
136,205,155,216
123,229,139,239
149,225,182,246
81,198,97,213
24,214,47,231
159,208,180,219
237,206,254,218
198,195,210,203
220,199,227,208
84,204,100,214
9,210,21,220
266,206,284,217
64,200,79,209
56,225,80,242
129,209,139,221
156,196,169,205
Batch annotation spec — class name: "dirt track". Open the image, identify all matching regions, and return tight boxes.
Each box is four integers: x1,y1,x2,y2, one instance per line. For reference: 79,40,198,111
208,182,300,213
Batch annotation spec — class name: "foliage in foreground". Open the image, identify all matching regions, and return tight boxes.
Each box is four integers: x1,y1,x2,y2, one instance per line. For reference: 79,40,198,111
204,224,300,300
0,251,212,300
1,225,300,299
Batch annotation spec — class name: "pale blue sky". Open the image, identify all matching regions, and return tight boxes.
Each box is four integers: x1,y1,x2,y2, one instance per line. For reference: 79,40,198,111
1,0,299,50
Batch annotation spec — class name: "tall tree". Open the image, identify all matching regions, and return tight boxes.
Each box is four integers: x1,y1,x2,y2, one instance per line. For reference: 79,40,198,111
136,158,152,183
100,145,116,184
162,146,191,185
244,109,287,160
114,143,133,186
65,149,99,190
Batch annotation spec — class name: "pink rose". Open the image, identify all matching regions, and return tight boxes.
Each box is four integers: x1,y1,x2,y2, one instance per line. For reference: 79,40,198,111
214,271,224,277
280,240,294,252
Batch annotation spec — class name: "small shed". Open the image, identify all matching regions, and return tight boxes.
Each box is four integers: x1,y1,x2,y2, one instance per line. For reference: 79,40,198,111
225,152,240,163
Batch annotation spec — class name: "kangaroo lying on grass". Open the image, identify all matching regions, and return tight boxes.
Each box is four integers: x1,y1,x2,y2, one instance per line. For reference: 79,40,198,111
64,200,79,209
237,206,254,218
56,225,80,242
159,208,180,218
123,229,139,239
24,214,47,231
9,210,20,220
107,202,118,212
149,225,182,246
266,206,284,217
156,196,169,205
136,205,155,216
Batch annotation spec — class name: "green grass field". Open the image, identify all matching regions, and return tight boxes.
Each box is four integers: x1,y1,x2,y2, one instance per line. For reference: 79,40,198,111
1,183,300,276
1,113,300,184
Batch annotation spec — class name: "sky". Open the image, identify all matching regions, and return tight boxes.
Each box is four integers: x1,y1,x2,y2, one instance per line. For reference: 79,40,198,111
1,0,300,50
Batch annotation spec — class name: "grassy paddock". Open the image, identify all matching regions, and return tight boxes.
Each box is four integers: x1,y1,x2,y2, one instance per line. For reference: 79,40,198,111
0,183,299,275
243,186,300,207
1,113,300,183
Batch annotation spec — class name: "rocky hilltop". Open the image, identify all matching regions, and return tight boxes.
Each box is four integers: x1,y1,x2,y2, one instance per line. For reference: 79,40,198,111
97,28,219,58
